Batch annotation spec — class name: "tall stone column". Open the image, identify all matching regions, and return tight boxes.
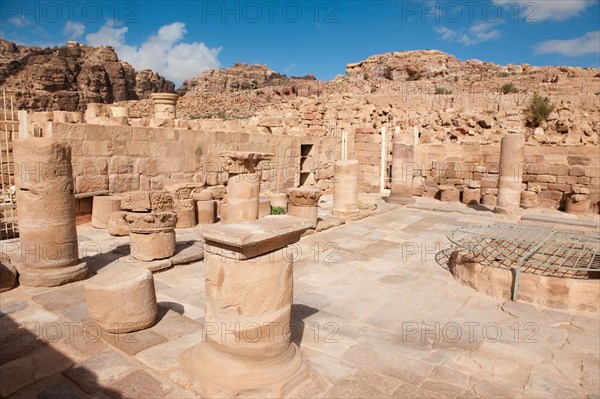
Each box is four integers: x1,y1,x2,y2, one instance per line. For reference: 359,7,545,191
495,132,525,215
220,151,274,224
181,216,312,397
150,93,179,119
13,138,87,286
287,187,323,228
385,129,415,205
332,160,359,218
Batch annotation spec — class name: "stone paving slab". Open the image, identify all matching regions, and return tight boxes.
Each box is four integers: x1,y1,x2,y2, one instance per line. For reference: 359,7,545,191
0,198,598,398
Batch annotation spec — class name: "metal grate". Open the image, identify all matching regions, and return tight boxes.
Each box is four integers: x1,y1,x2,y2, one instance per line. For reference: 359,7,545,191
448,225,600,300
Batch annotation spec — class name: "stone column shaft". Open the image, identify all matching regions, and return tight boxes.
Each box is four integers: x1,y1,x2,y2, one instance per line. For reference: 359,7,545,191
386,131,415,205
332,160,359,218
495,133,525,214
13,138,87,286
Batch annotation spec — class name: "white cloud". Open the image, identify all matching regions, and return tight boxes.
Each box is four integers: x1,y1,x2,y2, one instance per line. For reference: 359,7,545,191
535,31,600,56
63,21,86,40
493,0,597,21
85,20,221,85
8,16,30,27
435,22,502,46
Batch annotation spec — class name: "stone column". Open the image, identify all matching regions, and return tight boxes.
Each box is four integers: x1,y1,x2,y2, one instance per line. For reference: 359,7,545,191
494,132,525,215
220,151,274,224
332,160,359,218
150,93,179,119
385,129,415,205
124,212,177,262
181,216,312,397
287,187,323,228
13,138,87,287
193,190,216,225
92,195,122,229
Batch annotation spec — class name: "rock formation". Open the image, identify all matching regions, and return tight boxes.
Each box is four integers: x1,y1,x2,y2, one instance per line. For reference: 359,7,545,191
0,39,175,111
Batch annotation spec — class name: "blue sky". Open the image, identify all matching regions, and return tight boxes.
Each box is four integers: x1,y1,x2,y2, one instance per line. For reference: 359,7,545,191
1,1,599,86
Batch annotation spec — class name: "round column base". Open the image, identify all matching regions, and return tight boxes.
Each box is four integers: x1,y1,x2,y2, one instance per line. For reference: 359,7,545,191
181,341,308,398
384,194,415,205
16,261,88,287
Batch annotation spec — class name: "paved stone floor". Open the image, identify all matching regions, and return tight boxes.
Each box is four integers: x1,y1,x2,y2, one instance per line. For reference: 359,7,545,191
1,197,599,398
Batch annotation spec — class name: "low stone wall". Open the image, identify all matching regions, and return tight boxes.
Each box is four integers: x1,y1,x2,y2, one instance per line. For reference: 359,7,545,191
45,122,342,197
413,143,600,212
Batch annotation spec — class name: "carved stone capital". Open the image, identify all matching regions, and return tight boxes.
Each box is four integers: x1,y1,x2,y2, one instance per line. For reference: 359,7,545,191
124,212,178,233
286,187,323,207
220,151,274,174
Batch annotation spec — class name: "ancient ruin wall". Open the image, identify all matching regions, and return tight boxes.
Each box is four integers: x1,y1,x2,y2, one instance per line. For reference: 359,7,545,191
49,122,340,197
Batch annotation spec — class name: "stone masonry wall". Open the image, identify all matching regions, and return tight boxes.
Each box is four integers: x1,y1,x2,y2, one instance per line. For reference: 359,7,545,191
50,123,306,195
412,144,600,212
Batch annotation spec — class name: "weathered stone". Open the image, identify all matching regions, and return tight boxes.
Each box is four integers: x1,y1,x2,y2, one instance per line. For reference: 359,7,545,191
333,160,360,218
259,198,272,218
386,130,415,205
175,199,196,228
121,191,151,212
221,173,261,224
0,254,17,292
462,187,480,204
85,265,157,333
12,138,87,287
91,195,122,229
196,200,216,225
495,133,525,215
520,191,539,209
151,93,179,119
107,211,130,236
124,212,177,261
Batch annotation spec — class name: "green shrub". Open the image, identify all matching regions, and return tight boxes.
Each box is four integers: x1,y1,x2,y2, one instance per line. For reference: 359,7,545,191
501,83,519,94
527,93,554,127
435,86,452,95
271,206,286,215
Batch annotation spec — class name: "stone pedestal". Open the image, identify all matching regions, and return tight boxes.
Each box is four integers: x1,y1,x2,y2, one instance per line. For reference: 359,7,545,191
495,133,525,215
439,185,460,202
92,195,122,229
220,151,274,224
13,138,87,287
181,216,312,398
385,130,415,205
287,187,322,228
481,194,497,207
175,199,197,228
259,198,272,218
150,93,178,119
125,212,177,262
85,265,157,333
332,160,359,218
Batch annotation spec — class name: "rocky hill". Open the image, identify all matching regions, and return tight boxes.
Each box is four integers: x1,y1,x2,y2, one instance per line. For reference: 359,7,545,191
0,39,175,111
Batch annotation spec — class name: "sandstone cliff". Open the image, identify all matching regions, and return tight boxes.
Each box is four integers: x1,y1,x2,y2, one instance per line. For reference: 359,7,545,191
0,39,175,111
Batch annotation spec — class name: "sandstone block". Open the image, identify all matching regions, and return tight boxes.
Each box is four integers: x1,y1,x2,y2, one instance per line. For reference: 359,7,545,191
85,265,157,333
121,191,151,212
107,211,130,236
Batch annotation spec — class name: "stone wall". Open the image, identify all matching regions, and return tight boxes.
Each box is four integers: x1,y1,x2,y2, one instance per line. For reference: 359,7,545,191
49,122,341,197
412,143,600,212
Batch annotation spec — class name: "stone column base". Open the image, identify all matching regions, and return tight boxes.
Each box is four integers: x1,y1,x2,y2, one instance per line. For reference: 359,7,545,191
180,340,308,398
15,261,88,287
493,205,523,217
384,194,415,205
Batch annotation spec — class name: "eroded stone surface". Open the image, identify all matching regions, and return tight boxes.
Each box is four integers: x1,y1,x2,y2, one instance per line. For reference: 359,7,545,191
85,264,158,333
91,195,122,229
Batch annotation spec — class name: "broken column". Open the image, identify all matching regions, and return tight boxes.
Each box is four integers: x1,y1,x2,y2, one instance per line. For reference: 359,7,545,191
92,195,122,229
193,190,216,225
220,151,274,224
385,129,416,205
332,160,360,219
13,138,87,287
124,212,177,262
181,216,312,397
85,264,157,333
287,187,323,228
494,132,525,215
150,93,179,119
565,185,591,214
